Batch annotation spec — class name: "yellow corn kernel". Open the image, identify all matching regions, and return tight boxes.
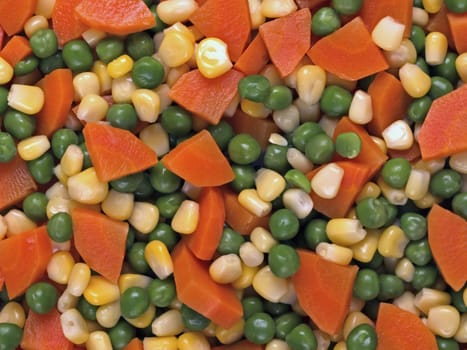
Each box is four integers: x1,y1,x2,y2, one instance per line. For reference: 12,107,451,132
287,147,314,173
112,73,137,103
54,163,69,185
144,336,178,350
272,105,300,133
311,163,344,199
125,304,156,328
131,89,161,123
145,240,174,280
412,7,429,27
139,123,170,156
239,241,264,267
240,98,271,119
24,15,48,37
8,84,44,114
255,168,286,202
316,242,353,265
171,199,199,234
250,227,277,254
157,0,198,24
232,263,259,289
425,31,448,66
107,54,134,79
333,341,347,350
151,309,184,337
73,72,100,101
248,0,266,28
261,64,283,86
0,57,13,84
96,301,121,329
60,308,90,344
17,135,50,161
238,189,272,217
343,311,374,340
449,151,467,174
384,38,417,69
356,182,381,203
216,318,245,345
422,0,443,13
253,265,288,302
395,257,415,282
83,276,120,306
159,31,194,68
427,305,460,337
81,28,106,48
75,94,109,122
265,339,290,350
382,120,414,150
414,191,442,209
378,225,409,258
260,0,297,18
455,313,467,343
4,209,36,237
118,274,152,293
326,218,367,246
67,167,108,205
399,62,432,98
61,144,84,177
92,60,112,94
178,331,210,350
405,168,430,201
296,65,326,105
101,190,134,221
372,16,405,51
456,52,467,83
129,202,159,234
282,189,313,220
0,302,26,328
34,0,55,17
209,253,243,284
393,291,420,316
196,37,232,79
377,177,408,206
85,330,112,350
414,288,452,315
47,251,75,285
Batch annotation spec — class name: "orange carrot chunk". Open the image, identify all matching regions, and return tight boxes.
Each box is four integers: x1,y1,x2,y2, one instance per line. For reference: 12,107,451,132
52,0,88,46
172,241,243,328
418,83,467,160
307,17,389,81
427,204,467,291
0,0,36,36
189,0,251,61
71,207,129,284
359,0,412,37
0,35,32,66
259,8,311,77
234,34,270,76
376,303,437,350
291,249,358,335
447,12,467,55
83,122,158,183
162,129,234,187
123,338,144,350
169,69,244,125
74,0,155,36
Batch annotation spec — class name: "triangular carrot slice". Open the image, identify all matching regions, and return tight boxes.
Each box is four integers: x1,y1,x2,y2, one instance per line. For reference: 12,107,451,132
52,0,88,46
0,0,36,36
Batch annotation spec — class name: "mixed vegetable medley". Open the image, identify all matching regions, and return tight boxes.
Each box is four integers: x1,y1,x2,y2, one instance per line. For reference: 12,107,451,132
0,0,467,349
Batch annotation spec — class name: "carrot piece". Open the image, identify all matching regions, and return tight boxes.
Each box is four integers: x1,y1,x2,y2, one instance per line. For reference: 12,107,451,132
0,155,38,211
52,0,88,46
35,68,74,137
306,161,371,219
223,187,271,235
0,26,4,50
71,207,129,284
426,5,455,49
162,129,234,187
0,226,52,299
367,72,412,136
0,274,4,292
291,249,358,335
358,0,412,37
186,187,225,260
189,0,251,61
169,69,244,125
387,142,421,162
234,34,269,76
74,0,155,36
83,122,158,182
0,35,32,67
212,340,264,350
259,8,311,77
418,83,467,160
307,17,389,81
123,338,143,350
427,204,467,291
447,12,467,55
172,241,243,328
333,117,388,179
376,303,437,350
21,308,74,350
0,0,36,36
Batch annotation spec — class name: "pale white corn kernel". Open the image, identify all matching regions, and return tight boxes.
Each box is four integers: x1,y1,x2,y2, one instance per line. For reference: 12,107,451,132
393,291,420,316
157,0,198,25
152,309,184,337
67,167,108,205
455,313,467,343
395,257,415,282
294,98,320,123
265,339,290,350
57,290,79,313
81,28,106,47
8,84,44,114
171,200,199,234
4,209,36,237
250,227,277,253
261,64,283,86
405,168,430,200
92,61,112,95
282,188,313,219
238,189,273,217
412,7,429,27
17,135,50,161
73,72,101,101
196,37,232,79
399,63,432,98
61,308,90,344
76,94,109,122
129,202,159,234
252,265,288,302
0,57,14,84
349,90,373,124
224,93,240,118
427,305,461,338
47,251,75,284
239,242,264,267
35,0,55,18
425,31,448,65
413,158,446,174
316,242,353,265
68,263,92,297
131,89,161,123
167,64,188,87
319,115,338,137
456,52,467,83
46,197,74,218
45,181,69,199
54,163,68,184
279,280,297,305
144,240,173,280
61,144,84,177
101,190,134,221
112,74,137,103
256,168,286,202
85,331,112,350
209,254,243,284
383,38,418,69
315,329,332,350
273,105,300,133
382,120,414,150
24,15,48,37
371,136,387,154
287,148,314,173
51,240,72,253
414,288,452,315
139,123,170,156
296,65,326,105
269,133,288,146
311,163,344,199
248,0,266,28
449,151,467,174
326,218,367,246
96,301,121,329
377,177,408,205
378,225,409,258
342,311,374,340
371,16,405,51
260,0,297,18
158,32,194,68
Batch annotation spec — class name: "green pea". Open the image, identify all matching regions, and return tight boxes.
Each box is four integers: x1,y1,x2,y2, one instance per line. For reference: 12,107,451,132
304,133,335,165
265,301,290,317
451,287,467,313
436,336,460,350
304,218,329,249
14,55,39,76
181,304,210,331
0,132,16,163
155,192,186,219
132,56,164,89
356,197,388,229
242,296,264,320
416,56,430,74
335,132,361,159
161,106,193,137
62,39,93,73
230,164,256,192
244,312,276,345
22,192,48,222
149,5,167,32
0,87,8,114
96,37,125,63
127,242,150,274
108,319,136,350
291,121,324,152
353,269,380,301
320,85,352,118
407,96,432,123
77,297,98,321
381,157,411,189
149,162,182,194
275,312,302,340
413,0,423,7
264,85,293,110
400,212,427,240
125,227,136,252
268,244,300,278
432,52,459,84
269,208,300,240
378,197,398,226
79,142,93,169
332,0,363,15
359,251,384,270
0,323,23,350
51,128,79,159
217,227,245,255
410,25,426,53
412,265,438,290
27,152,54,184
378,274,404,300
26,282,58,314
445,0,467,13
285,323,317,350
148,222,179,251
148,277,176,307
105,103,138,131
228,133,261,165
311,7,341,36
428,76,454,99
452,192,467,219
284,169,311,192
39,51,65,74
134,173,155,200
125,32,155,60
206,120,234,151
238,74,271,102
346,324,377,350
430,169,463,199
120,286,150,319
263,144,290,174
30,28,58,58
110,172,144,193
47,212,73,242
405,239,432,266
3,109,36,140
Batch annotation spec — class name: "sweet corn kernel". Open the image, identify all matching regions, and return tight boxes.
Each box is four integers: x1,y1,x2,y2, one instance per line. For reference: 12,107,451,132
239,241,264,268
139,123,170,157
393,291,420,316
326,218,367,246
316,242,353,265
73,72,100,101
232,264,259,289
92,60,112,94
395,257,415,282
414,288,452,315
107,54,134,79
248,0,266,28
455,313,467,343
67,167,109,205
399,63,432,98
83,276,120,306
144,336,178,350
382,120,414,150
377,177,408,205
413,157,446,174
286,148,314,173
269,133,288,147
456,53,467,83
405,168,430,200
0,57,13,84
252,265,288,302
0,302,26,328
261,64,283,86
273,105,300,133
96,301,121,329
57,289,79,313
349,90,373,124
371,16,405,51
238,189,272,217
351,229,380,263
319,115,339,137
131,89,161,123
171,200,199,234
342,311,374,340
196,37,232,79
449,151,467,174
76,94,109,122
422,0,443,13
240,98,271,119
67,263,92,297
4,209,36,237
383,38,418,69
333,341,347,350
152,309,184,337
282,188,313,220
24,15,48,37
157,0,198,25
356,182,381,202
61,308,90,345
118,274,152,293
34,0,55,17
0,215,7,240
178,332,210,350
255,168,286,202
145,240,174,280
427,305,460,337
294,98,320,123
378,225,409,258
260,0,297,18
209,254,243,284
85,331,112,350
412,7,429,27
47,251,75,285
311,163,344,199
159,31,195,68
101,190,134,221
129,202,159,234
61,144,84,177
17,135,50,161
8,84,44,114
125,304,156,328
112,74,137,103
216,318,245,345
414,191,442,209
425,31,448,65
296,65,326,105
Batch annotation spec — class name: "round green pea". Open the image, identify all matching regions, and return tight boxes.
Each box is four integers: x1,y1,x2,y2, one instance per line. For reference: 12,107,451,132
263,144,290,174
14,55,39,76
23,192,48,222
132,56,164,89
0,132,16,163
148,277,176,308
77,297,98,321
150,5,167,33
452,192,467,219
356,197,388,229
51,128,79,159
242,296,264,320
451,287,467,313
407,96,432,123
335,132,361,159
304,133,335,165
312,7,341,36
160,106,193,137
304,219,329,250
381,157,411,189
291,121,324,152
238,75,271,102
412,266,438,290
275,312,302,340
432,52,459,84
134,173,155,200
155,192,186,219
120,286,150,319
0,323,23,350
378,197,398,226
0,87,8,114
285,323,317,350
378,274,404,300
428,76,454,99
47,212,73,242
332,0,363,15
26,282,58,314
416,56,430,74
400,212,427,240
3,109,36,140
110,172,144,193
228,134,261,165
436,336,460,350
181,304,210,331
405,239,432,266
445,0,467,13
268,244,300,278
96,37,125,63
106,103,138,131
127,242,150,274
27,152,54,184
217,227,245,255
410,25,426,53
30,28,58,58
264,301,290,316
62,40,93,73
230,164,256,192
79,142,92,169
125,32,155,60
353,269,380,301
269,208,300,240
346,324,377,350
207,120,235,151
148,222,179,251
245,313,276,345
39,51,65,74
430,169,463,199
109,320,136,350
264,85,293,110
149,163,182,194
320,85,352,118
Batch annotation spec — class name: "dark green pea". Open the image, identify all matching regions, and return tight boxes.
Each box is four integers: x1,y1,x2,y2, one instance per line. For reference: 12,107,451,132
14,55,39,76
228,133,261,165
428,76,454,99
62,40,93,73
416,56,430,74
79,142,92,169
269,208,300,240
452,192,467,219
47,212,73,242
275,312,302,340
359,251,384,270
0,87,8,114
451,287,467,313
30,28,58,58
407,96,432,123
22,192,48,222
304,133,335,165
413,0,423,6
285,323,317,350
238,74,271,102
263,144,290,174
125,32,155,60
120,286,150,319
244,312,276,345
320,85,352,118
134,173,155,200
445,0,467,13
149,162,182,193
106,103,138,131
0,323,23,350
412,266,438,290
291,121,324,152
51,128,79,159
436,336,460,350
39,51,65,74
230,164,256,192
335,132,361,159
304,218,329,250
332,0,363,15
217,227,245,255
430,169,463,199
77,297,98,321
311,7,341,36
161,106,193,137
432,52,459,84
264,302,290,317
378,274,404,300
264,85,293,110
110,172,144,193
127,242,150,274
155,192,186,219
96,37,125,63
125,227,136,251
268,244,300,278
353,269,380,301
148,277,176,307
242,296,264,320
346,324,377,350
0,132,16,163
400,212,427,240
410,25,426,53
150,5,167,32
25,282,58,314
108,320,136,350
132,56,164,89
148,222,179,251
381,157,411,189
378,197,398,226
405,239,432,266
27,152,54,184
207,120,234,151
3,109,36,140
356,197,388,229
181,304,210,331
284,169,311,192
